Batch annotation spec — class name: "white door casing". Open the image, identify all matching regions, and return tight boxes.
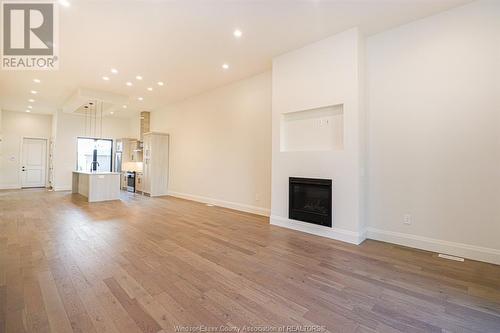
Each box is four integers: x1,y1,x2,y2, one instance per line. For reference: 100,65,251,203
21,138,47,188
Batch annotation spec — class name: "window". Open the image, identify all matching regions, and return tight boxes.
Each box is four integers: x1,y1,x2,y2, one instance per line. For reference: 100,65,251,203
76,138,113,172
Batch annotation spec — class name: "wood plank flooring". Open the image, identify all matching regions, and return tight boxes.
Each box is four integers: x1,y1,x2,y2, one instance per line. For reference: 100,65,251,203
0,189,499,333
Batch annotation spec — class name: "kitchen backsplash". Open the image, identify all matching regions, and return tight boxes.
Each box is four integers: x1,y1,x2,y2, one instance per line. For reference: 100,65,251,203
122,162,143,172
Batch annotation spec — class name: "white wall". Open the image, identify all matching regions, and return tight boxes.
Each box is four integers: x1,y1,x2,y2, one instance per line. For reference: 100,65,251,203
129,114,141,139
0,111,52,189
150,72,272,216
52,111,133,190
0,109,2,173
271,28,365,244
366,0,500,263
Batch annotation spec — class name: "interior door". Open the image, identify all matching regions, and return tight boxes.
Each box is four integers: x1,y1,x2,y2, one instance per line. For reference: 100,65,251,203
21,138,47,188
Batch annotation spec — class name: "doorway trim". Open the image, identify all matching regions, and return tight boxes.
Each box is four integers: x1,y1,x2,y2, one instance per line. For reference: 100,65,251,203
19,137,49,189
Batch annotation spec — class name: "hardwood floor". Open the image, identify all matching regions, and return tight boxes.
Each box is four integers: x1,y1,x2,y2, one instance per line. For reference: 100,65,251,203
1,189,499,333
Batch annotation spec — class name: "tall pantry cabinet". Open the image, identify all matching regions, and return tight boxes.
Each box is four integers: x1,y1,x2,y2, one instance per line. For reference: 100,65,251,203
143,132,169,196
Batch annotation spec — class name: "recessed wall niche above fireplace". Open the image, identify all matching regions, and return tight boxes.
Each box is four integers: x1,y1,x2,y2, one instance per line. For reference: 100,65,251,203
289,177,332,227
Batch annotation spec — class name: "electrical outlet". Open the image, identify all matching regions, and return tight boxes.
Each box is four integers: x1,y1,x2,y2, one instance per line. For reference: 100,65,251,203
403,214,412,225
318,119,330,127
255,193,260,202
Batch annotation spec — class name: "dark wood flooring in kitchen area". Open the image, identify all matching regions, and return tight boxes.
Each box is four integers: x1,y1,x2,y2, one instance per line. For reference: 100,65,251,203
0,189,499,333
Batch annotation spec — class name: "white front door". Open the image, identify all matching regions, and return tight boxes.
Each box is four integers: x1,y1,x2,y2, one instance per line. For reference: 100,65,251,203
21,138,47,188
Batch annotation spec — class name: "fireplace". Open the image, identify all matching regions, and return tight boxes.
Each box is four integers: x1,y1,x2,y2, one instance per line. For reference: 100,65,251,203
289,177,332,227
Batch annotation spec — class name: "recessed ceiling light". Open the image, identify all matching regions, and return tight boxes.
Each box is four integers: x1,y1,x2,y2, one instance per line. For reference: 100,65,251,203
110,111,114,115
102,76,110,81
122,105,127,109
33,78,41,83
136,75,143,80
28,105,33,109
137,97,143,101
233,29,242,38
126,82,133,86
147,87,153,91
111,68,118,74
222,63,229,70
157,81,164,86
30,90,38,94
26,110,31,113
28,99,35,103
58,0,70,7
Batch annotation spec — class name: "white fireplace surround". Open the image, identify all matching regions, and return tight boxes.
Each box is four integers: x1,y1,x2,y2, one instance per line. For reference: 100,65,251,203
271,28,365,244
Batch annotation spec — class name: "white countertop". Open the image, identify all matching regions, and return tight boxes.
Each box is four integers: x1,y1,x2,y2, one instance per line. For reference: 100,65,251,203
73,171,121,175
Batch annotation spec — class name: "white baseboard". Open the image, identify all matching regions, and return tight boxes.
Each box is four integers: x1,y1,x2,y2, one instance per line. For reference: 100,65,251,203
366,227,500,265
0,184,21,190
168,191,270,217
270,215,366,245
53,186,71,192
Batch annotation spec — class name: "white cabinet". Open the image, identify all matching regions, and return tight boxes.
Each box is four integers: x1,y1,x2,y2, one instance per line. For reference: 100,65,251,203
118,139,143,164
136,173,143,192
143,132,169,197
121,172,128,190
116,140,123,153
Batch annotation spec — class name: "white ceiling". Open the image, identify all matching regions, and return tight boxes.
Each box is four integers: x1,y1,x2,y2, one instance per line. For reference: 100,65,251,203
0,0,471,117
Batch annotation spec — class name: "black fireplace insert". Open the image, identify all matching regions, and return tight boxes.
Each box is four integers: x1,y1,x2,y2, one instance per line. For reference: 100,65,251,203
289,177,332,227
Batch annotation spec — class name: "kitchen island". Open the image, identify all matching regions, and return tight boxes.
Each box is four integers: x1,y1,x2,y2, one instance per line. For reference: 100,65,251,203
72,171,121,202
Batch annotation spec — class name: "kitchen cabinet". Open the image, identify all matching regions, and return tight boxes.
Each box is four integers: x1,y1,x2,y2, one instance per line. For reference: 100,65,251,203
136,173,143,193
121,172,128,190
116,140,123,153
117,139,143,164
143,132,169,197
72,171,121,202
